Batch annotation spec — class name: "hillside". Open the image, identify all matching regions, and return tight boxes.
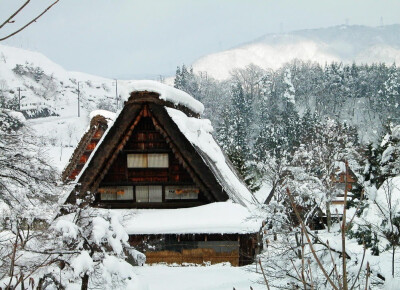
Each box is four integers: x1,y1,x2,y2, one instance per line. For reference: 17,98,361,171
192,24,400,79
0,45,170,171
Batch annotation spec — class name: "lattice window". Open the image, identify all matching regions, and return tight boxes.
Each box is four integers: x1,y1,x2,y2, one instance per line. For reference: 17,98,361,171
99,186,134,201
127,154,168,168
136,185,162,202
165,186,199,200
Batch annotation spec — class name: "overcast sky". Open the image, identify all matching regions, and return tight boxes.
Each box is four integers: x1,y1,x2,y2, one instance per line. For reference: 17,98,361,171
1,0,399,79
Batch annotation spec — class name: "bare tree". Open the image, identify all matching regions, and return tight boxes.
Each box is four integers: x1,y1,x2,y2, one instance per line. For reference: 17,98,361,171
0,0,60,42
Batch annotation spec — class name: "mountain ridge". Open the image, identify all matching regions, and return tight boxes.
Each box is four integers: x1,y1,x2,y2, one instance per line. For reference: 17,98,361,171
192,24,400,79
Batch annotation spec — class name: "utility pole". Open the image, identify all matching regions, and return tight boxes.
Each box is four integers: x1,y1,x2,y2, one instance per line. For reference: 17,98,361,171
18,87,21,111
77,82,81,117
17,87,26,111
113,79,118,109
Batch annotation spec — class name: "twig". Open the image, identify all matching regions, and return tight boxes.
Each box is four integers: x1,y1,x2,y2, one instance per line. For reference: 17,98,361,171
6,233,19,288
365,262,370,290
286,188,339,290
0,0,31,30
327,240,343,289
0,0,60,41
307,259,314,290
350,243,366,290
301,228,307,290
290,258,303,284
258,259,271,290
342,160,349,290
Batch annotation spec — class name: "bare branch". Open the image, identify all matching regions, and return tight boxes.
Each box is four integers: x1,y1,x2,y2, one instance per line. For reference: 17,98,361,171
365,262,370,290
0,0,60,42
327,240,343,289
286,188,339,290
350,243,366,290
341,160,349,290
0,0,31,30
258,259,271,290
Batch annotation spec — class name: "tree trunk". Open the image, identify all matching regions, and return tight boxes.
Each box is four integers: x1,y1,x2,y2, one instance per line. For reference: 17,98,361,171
392,246,395,278
326,201,331,232
81,274,89,290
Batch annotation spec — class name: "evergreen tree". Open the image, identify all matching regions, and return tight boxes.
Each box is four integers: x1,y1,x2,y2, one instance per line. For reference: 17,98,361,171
174,64,199,100
217,83,260,191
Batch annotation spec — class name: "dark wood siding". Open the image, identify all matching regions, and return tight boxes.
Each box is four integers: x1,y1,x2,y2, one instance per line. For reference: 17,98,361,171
96,114,208,208
128,233,259,266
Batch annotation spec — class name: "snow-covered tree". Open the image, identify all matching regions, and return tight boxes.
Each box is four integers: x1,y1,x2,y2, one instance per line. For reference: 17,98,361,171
0,109,58,215
46,207,145,289
0,109,59,288
217,82,260,191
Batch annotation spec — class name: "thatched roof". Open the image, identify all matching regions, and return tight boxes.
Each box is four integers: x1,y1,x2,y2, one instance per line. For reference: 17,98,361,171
64,84,257,208
61,113,113,181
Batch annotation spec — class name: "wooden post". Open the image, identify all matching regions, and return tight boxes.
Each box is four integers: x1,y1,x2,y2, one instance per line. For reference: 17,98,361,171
342,160,349,290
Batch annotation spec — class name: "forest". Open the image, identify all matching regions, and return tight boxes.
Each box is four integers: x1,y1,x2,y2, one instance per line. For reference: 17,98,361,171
1,59,400,289
174,61,400,288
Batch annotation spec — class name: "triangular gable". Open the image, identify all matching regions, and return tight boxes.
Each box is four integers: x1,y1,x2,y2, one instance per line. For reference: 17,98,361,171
65,91,230,205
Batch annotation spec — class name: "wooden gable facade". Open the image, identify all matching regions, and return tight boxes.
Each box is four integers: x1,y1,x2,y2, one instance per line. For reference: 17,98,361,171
92,104,215,208
63,90,260,266
64,91,229,208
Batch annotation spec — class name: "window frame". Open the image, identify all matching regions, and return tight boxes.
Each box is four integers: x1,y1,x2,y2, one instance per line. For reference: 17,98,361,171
99,186,134,201
127,153,169,169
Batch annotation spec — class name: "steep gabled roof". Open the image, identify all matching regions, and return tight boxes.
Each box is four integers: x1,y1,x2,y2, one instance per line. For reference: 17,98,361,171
61,110,115,181
64,81,257,208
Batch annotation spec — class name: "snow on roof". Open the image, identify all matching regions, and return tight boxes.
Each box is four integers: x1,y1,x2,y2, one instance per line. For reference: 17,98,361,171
89,110,117,122
166,107,258,209
109,202,261,234
334,161,346,174
73,118,116,183
120,80,204,115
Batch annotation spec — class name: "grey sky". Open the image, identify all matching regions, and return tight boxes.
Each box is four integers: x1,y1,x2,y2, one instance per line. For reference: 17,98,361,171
1,0,399,79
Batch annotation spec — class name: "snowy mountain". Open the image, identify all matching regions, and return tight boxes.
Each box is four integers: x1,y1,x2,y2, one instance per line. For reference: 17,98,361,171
0,44,127,170
0,44,172,172
193,24,400,79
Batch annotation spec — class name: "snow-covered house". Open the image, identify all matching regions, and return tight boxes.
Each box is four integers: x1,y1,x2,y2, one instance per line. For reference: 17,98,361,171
62,81,262,266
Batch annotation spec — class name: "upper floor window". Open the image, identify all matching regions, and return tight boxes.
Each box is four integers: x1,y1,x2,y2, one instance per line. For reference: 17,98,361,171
127,153,168,168
99,186,134,200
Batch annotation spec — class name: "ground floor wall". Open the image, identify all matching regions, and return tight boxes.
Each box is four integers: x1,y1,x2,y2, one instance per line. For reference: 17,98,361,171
129,233,260,266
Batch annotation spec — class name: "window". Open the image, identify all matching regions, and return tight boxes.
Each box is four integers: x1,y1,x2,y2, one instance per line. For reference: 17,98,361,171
99,186,134,201
127,154,168,168
148,154,168,168
136,185,162,202
165,186,199,200
128,154,147,168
